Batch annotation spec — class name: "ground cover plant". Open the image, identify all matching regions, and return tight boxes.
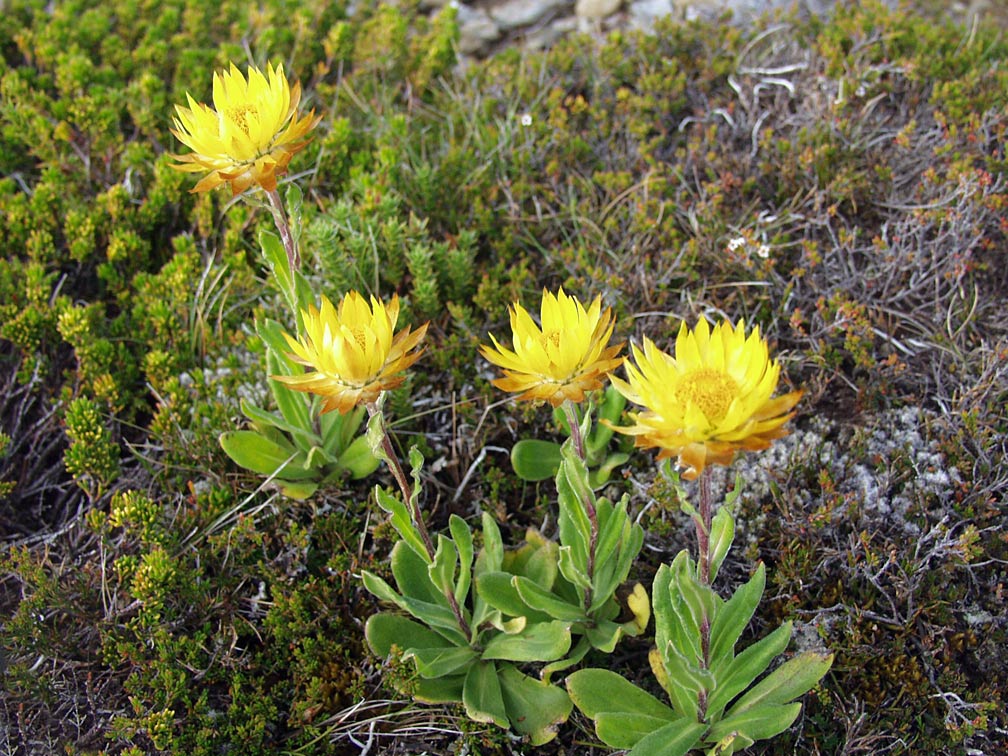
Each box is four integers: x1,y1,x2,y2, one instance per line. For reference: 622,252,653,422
1,0,1006,754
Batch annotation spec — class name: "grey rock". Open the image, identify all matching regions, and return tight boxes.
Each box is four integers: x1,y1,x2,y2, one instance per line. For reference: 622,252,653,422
457,4,502,54
628,0,675,29
576,0,623,18
490,0,570,30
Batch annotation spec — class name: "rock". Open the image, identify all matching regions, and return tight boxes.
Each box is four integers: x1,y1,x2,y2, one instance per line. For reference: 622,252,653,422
576,0,623,18
490,0,570,30
457,4,502,55
628,0,675,29
524,15,579,49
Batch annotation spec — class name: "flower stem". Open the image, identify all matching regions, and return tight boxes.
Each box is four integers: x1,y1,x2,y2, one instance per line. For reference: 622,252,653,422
366,403,472,641
266,188,300,270
563,400,598,614
694,468,713,719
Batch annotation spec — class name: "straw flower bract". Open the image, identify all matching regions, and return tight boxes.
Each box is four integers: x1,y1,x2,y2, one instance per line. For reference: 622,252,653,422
274,292,427,414
480,288,624,406
610,318,801,480
170,62,320,194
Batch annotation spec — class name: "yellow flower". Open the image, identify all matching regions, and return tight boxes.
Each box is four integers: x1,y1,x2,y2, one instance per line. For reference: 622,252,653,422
170,62,320,195
274,292,427,414
480,288,624,406
610,318,801,480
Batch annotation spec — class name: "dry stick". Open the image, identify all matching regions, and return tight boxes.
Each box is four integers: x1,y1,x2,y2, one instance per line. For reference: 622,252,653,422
563,400,597,614
266,188,300,270
367,403,473,641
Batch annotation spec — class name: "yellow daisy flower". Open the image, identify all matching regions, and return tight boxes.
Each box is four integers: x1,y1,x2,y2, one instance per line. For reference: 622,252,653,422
170,62,320,195
274,292,428,414
480,288,624,406
610,318,801,480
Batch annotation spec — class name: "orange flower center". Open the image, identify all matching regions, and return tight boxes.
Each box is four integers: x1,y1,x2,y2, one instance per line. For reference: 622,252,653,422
227,104,259,136
675,368,737,423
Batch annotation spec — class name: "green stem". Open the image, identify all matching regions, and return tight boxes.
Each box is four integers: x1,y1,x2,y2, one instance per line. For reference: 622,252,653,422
266,187,300,271
695,468,713,719
563,400,597,613
366,402,472,640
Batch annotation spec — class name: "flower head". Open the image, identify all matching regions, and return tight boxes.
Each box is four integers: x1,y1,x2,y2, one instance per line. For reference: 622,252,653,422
610,318,801,480
480,288,624,406
171,62,320,195
274,292,427,414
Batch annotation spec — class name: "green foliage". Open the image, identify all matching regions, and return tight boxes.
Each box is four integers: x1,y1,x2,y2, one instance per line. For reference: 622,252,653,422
568,509,832,756
62,395,120,499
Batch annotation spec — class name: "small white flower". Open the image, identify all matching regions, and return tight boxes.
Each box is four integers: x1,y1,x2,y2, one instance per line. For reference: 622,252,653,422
756,244,771,259
520,113,532,127
727,236,746,251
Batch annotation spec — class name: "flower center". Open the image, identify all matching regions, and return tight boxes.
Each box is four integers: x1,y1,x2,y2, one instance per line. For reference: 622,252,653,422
226,104,259,136
675,367,738,424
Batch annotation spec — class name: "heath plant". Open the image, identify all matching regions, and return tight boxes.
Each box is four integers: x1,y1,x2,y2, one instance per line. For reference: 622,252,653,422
165,56,835,753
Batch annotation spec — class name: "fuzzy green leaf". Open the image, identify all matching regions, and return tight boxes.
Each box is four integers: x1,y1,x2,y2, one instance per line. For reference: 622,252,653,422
566,668,676,720
727,652,834,716
428,534,459,597
407,646,478,679
709,563,766,668
626,718,708,756
513,576,585,622
510,439,562,481
391,540,442,604
337,434,380,479
706,622,793,718
218,430,316,480
364,612,455,658
481,620,571,662
449,515,474,607
375,486,431,565
498,664,572,746
463,660,509,728
708,507,735,584
708,702,802,744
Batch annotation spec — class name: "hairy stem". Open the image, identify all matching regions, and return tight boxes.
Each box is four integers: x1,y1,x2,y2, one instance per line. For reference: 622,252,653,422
563,400,597,613
695,468,713,719
266,188,300,270
367,403,472,640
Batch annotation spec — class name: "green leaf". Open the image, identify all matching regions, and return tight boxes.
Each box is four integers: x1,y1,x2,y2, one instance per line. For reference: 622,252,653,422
727,652,834,715
586,385,626,456
584,618,623,652
276,480,318,500
596,713,684,750
391,540,442,604
475,572,553,624
260,230,297,311
707,702,801,743
407,646,478,679
360,572,467,646
709,563,766,668
708,507,735,584
364,613,455,658
510,439,562,481
413,674,465,704
475,512,504,575
337,434,380,479
218,430,317,480
557,546,591,590
375,487,431,564
265,348,312,433
428,534,459,596
239,398,316,449
462,660,509,729
513,576,585,622
481,620,571,662
566,668,676,720
706,622,792,718
449,515,474,607
627,718,708,756
648,648,698,721
498,664,573,746
503,530,558,589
